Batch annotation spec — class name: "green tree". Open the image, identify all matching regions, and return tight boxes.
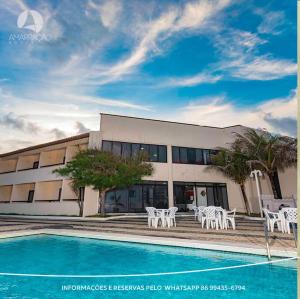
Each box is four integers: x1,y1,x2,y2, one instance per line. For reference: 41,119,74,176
234,128,297,199
53,149,153,216
207,145,251,215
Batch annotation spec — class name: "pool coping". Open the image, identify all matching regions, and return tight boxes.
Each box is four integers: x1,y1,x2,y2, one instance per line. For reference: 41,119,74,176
0,229,297,258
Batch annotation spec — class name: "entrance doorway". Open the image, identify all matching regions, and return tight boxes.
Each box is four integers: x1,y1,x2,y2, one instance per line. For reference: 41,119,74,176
196,187,207,206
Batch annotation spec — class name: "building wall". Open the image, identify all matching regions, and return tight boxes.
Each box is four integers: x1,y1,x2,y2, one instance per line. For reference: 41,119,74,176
98,115,249,213
34,180,62,201
61,179,78,200
0,202,79,216
0,159,17,173
0,185,12,202
98,114,297,214
0,115,297,216
278,167,297,198
11,183,35,202
16,154,39,171
0,134,89,216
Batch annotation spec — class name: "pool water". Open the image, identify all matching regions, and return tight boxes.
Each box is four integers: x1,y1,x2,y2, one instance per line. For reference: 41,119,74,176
0,235,296,299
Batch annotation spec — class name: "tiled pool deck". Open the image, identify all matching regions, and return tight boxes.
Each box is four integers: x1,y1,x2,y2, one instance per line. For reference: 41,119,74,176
0,215,297,257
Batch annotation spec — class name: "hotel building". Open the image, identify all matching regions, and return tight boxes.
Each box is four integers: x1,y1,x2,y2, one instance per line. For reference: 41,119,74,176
0,113,296,216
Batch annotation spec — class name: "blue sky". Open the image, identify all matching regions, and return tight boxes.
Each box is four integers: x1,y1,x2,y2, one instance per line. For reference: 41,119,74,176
0,0,297,153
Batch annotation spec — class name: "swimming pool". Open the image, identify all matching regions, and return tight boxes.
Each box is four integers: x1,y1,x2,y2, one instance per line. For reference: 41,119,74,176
0,234,296,298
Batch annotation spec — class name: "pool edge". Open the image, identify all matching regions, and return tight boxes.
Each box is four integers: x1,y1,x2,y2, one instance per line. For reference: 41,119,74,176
0,229,297,258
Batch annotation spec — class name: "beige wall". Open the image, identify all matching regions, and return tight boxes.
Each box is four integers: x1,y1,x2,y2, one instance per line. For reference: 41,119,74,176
16,154,39,171
0,115,296,216
0,159,17,173
11,183,35,202
0,185,12,202
61,180,77,200
278,167,297,198
65,145,86,163
0,165,63,185
34,180,62,201
98,114,250,213
0,136,88,216
83,187,99,216
40,149,66,167
0,202,79,216
100,114,245,149
98,114,297,215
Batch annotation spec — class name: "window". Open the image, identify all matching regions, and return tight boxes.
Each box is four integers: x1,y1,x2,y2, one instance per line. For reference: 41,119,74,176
174,182,228,211
102,141,167,163
132,144,140,157
172,147,180,163
203,149,211,165
58,188,62,201
149,145,158,162
179,148,188,163
140,144,149,157
28,190,34,202
158,145,167,163
187,148,196,164
128,185,143,211
102,141,112,152
195,149,203,164
121,143,131,158
33,161,39,169
172,146,218,165
105,181,168,213
112,142,121,156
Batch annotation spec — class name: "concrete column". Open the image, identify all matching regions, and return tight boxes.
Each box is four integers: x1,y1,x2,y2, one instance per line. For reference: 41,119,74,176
15,156,22,171
82,187,99,217
9,185,15,203
88,131,101,150
167,145,174,208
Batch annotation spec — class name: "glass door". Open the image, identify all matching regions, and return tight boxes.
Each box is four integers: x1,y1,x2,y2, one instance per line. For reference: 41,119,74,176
196,187,207,207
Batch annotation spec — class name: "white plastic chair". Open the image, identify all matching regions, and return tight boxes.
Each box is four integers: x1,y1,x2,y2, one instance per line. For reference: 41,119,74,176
281,208,297,234
197,206,206,224
263,208,282,232
215,207,225,229
191,206,199,220
202,206,219,230
145,207,159,228
165,207,178,228
224,208,236,230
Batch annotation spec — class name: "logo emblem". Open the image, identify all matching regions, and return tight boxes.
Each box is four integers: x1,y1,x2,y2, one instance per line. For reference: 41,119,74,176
17,10,44,33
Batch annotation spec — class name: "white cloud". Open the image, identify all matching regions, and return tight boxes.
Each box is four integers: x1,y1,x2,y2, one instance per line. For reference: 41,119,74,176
96,0,231,83
88,0,122,29
226,56,297,80
257,10,285,35
215,29,297,80
0,84,151,153
163,72,222,87
169,91,296,136
102,10,177,81
61,93,151,111
174,0,230,30
0,0,28,15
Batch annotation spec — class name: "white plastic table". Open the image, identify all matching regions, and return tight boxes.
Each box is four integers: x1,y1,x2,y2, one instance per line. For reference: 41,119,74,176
156,209,169,227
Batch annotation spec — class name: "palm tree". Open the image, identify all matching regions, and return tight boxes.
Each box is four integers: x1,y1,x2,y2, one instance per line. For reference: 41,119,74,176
234,128,297,199
207,145,251,215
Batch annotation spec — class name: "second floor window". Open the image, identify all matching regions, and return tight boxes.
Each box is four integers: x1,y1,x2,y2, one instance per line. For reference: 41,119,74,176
172,146,218,165
102,141,167,163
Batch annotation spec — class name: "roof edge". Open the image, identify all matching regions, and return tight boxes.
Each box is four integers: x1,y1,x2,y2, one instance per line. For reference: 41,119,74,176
100,113,244,130
0,132,90,158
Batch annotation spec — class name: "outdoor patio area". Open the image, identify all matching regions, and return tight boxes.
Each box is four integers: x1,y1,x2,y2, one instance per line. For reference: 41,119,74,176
0,215,296,254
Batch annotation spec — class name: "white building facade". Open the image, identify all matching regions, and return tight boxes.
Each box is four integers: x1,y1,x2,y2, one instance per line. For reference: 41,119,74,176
0,113,297,216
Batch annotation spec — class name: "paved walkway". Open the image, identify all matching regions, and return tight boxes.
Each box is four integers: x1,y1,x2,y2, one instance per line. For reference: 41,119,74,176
0,215,296,254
